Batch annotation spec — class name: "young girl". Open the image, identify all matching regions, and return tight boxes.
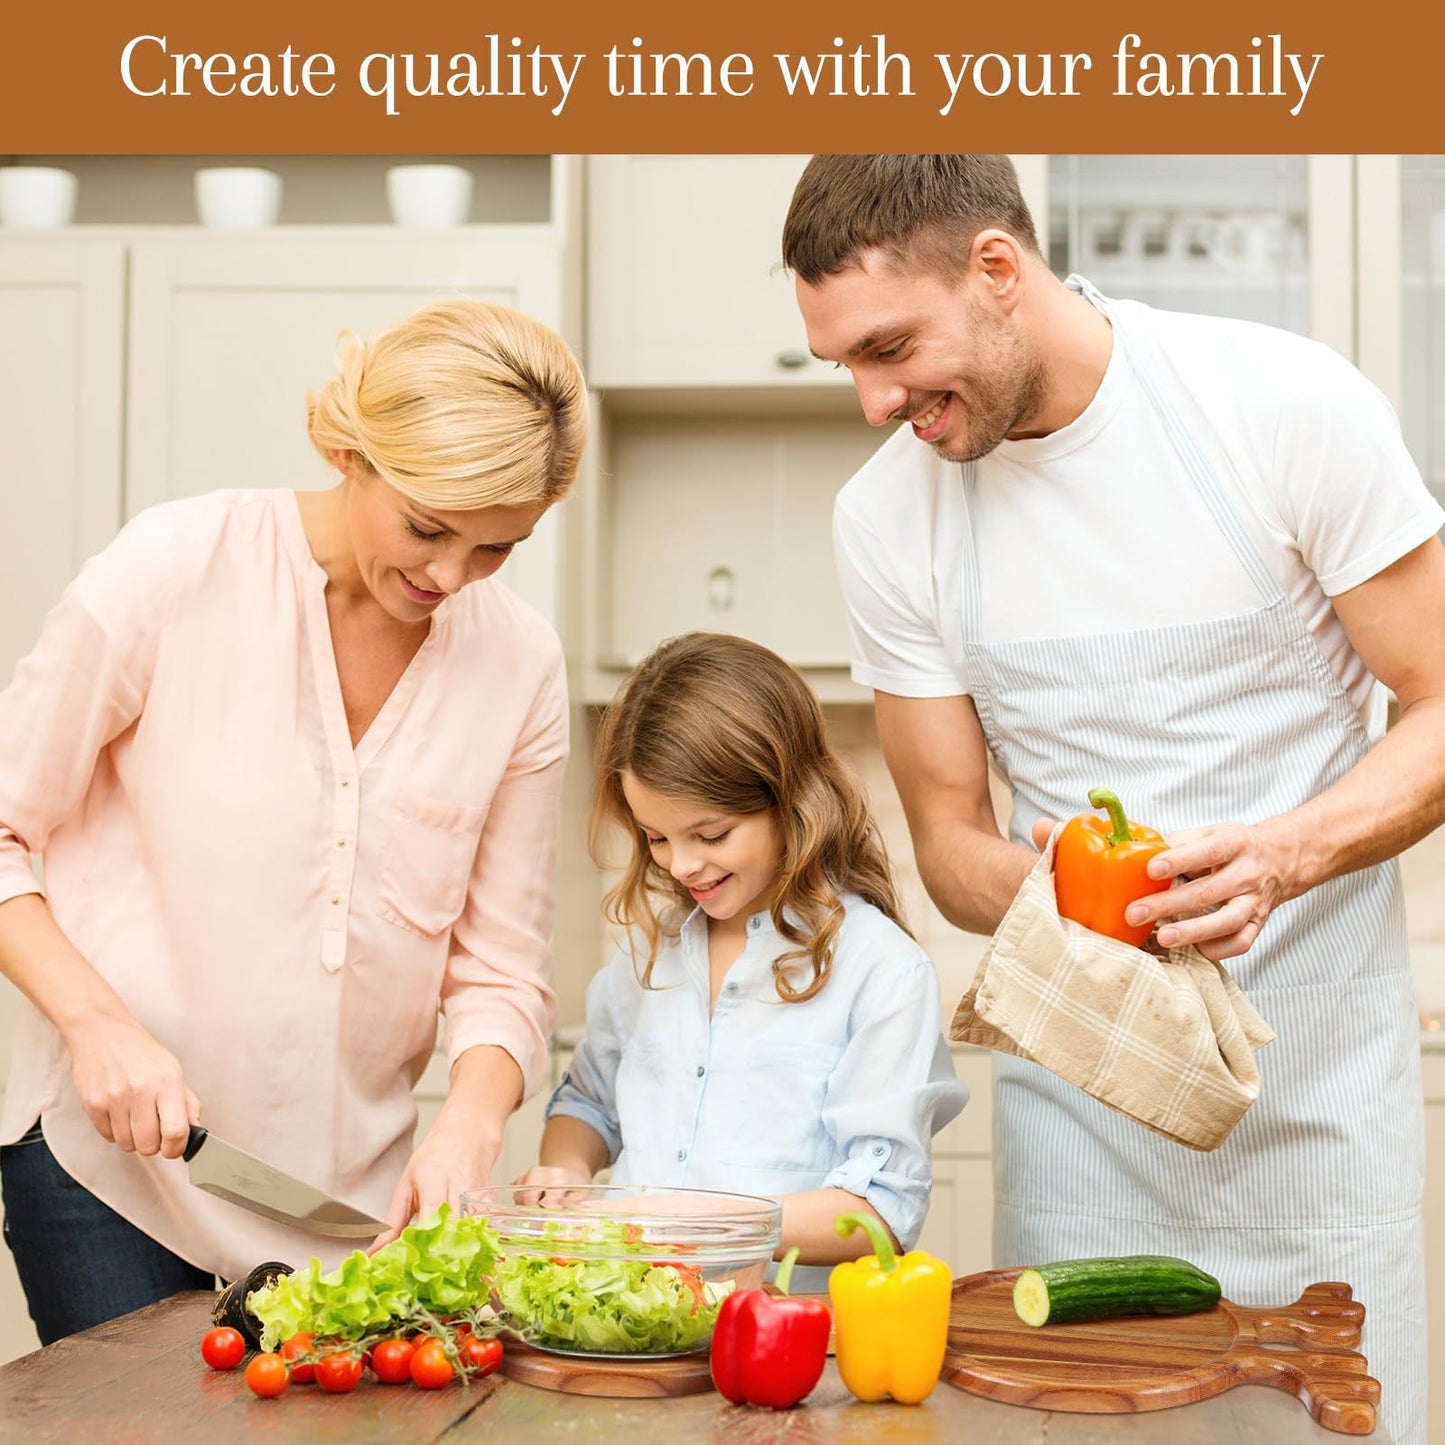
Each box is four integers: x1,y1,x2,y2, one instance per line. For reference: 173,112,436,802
519,632,966,1288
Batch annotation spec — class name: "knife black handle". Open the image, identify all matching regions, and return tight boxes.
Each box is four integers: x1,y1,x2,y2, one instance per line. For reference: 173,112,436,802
184,1124,208,1163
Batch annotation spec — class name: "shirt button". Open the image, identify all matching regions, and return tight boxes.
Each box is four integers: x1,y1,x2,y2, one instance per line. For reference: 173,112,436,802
872,1144,887,1157
330,896,340,906
676,1148,687,1162
749,917,761,931
696,1065,705,1077
340,778,351,788
337,839,347,848
724,983,737,994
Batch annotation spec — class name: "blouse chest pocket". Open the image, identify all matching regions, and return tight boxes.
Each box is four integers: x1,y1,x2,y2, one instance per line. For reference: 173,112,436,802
721,1039,839,1172
375,791,489,938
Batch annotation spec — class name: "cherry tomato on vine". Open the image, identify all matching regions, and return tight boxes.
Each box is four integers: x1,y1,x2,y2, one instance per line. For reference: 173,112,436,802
315,1351,364,1393
244,1353,290,1398
410,1338,456,1389
369,1337,416,1385
200,1325,245,1371
280,1331,316,1384
459,1335,502,1377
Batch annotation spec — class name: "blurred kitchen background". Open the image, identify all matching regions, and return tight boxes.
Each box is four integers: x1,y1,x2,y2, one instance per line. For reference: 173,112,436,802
1,155,1443,1428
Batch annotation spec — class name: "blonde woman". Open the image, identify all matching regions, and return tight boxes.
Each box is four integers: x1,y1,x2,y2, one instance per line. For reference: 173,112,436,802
519,633,966,1292
0,299,587,1341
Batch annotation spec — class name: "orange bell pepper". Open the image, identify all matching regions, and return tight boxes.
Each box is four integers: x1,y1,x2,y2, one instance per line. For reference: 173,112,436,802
1053,788,1170,947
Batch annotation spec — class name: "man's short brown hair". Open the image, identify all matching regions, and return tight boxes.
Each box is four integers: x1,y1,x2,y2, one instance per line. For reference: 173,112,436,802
782,155,1041,284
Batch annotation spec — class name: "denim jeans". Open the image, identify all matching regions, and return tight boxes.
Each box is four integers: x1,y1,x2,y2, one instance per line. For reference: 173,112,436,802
0,1120,216,1344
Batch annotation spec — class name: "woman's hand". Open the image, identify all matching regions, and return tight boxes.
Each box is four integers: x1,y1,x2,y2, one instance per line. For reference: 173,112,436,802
1124,820,1301,961
369,1120,504,1251
510,1164,592,1207
63,1010,200,1159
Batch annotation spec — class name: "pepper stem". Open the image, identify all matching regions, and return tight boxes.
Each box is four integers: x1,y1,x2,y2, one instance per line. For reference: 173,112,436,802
834,1212,897,1272
1088,788,1133,848
774,1246,801,1297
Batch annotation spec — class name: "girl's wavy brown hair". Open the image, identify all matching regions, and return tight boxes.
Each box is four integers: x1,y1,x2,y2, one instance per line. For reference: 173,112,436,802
591,632,908,1002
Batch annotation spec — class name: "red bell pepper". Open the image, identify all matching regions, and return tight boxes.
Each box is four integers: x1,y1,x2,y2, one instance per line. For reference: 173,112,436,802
710,1247,830,1409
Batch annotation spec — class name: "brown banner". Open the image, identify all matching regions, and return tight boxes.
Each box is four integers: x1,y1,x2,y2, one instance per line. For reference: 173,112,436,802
1,0,1433,154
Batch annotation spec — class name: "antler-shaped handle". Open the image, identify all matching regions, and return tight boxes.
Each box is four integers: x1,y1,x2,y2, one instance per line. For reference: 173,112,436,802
1230,1282,1365,1350
1234,1348,1380,1436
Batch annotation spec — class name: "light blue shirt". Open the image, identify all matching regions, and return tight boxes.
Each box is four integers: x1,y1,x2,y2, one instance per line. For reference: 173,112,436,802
546,895,967,1290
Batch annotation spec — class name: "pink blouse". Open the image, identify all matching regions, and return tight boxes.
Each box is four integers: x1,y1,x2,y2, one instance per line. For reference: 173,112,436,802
0,489,565,1280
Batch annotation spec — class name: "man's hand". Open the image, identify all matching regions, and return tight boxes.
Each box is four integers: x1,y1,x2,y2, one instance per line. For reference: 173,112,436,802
1126,820,1300,961
1033,813,1298,961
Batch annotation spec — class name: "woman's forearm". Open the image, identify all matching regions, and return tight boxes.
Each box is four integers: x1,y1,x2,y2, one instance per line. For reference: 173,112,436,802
0,891,131,1042
429,1044,526,1150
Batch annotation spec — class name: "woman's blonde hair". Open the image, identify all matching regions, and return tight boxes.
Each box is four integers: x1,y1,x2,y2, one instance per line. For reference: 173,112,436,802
592,632,908,1002
307,298,588,509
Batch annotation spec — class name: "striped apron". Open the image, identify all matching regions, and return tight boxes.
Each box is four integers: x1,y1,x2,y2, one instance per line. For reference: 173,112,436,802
959,279,1426,1442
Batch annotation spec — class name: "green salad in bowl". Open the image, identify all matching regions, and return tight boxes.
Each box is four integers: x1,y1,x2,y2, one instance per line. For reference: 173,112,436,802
462,1185,782,1357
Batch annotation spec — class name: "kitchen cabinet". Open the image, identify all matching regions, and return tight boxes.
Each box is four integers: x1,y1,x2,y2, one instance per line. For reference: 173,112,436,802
1355,155,1445,512
586,155,850,392
0,238,125,686
1044,155,1356,356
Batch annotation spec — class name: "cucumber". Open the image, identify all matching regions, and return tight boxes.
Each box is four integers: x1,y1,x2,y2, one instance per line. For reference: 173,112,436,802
1011,1255,1221,1327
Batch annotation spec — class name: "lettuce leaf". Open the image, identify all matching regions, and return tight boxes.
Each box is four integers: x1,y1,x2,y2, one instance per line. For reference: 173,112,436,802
245,1204,498,1351
495,1246,733,1355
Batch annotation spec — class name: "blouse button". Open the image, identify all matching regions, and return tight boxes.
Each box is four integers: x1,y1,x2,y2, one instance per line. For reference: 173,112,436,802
696,1065,705,1077
872,1144,887,1157
337,839,347,848
676,1148,687,1163
340,778,350,788
330,896,340,906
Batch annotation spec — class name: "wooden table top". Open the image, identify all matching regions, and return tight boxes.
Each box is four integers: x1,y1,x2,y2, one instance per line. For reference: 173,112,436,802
0,1292,1392,1444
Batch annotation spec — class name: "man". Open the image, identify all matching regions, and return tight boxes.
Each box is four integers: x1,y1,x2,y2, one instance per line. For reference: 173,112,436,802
784,154,1445,1443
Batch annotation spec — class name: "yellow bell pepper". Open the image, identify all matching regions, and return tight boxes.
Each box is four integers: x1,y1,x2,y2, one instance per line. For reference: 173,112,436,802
827,1212,952,1404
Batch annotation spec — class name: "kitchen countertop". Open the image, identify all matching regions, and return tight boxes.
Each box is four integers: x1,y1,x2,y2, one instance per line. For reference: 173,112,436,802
0,1292,1392,1444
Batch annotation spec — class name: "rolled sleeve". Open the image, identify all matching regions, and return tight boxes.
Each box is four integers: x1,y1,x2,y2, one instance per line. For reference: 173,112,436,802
441,647,567,1100
544,960,626,1162
819,960,968,1249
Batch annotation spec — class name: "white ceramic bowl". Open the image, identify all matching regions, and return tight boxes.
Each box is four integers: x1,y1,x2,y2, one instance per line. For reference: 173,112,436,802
0,167,78,229
385,164,474,226
194,167,282,229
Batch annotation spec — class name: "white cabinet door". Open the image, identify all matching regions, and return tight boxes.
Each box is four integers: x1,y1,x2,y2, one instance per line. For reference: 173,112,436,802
587,155,853,392
0,239,125,687
123,228,567,623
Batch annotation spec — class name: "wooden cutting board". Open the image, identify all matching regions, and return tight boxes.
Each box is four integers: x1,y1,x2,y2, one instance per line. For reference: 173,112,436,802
499,1338,715,1397
942,1269,1380,1435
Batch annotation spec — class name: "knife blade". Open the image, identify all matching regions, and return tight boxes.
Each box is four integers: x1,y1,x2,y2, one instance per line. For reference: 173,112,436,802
183,1125,386,1239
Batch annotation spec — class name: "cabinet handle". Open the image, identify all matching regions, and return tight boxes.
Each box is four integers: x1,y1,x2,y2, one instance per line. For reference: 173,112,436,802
774,349,810,370
707,566,736,612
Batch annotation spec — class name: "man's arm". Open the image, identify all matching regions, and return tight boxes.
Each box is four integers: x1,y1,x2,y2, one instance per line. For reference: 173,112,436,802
874,690,1035,935
1132,538,1445,959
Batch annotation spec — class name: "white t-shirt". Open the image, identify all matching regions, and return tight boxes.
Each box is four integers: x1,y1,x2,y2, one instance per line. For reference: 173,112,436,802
834,297,1444,739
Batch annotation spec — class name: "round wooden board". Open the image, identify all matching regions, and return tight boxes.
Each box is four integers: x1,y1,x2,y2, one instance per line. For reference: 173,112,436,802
500,1338,716,1397
941,1270,1379,1434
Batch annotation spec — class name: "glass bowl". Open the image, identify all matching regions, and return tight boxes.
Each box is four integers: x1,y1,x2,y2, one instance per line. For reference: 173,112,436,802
460,1184,782,1357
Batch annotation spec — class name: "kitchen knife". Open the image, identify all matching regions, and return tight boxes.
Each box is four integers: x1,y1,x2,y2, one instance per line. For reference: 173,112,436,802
183,1125,386,1239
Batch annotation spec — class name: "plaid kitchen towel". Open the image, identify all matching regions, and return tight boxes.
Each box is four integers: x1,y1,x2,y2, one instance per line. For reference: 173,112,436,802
949,830,1274,1151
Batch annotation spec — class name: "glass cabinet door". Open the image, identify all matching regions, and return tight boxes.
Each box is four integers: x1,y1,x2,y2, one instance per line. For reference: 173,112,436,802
1037,156,1352,353
1397,156,1445,509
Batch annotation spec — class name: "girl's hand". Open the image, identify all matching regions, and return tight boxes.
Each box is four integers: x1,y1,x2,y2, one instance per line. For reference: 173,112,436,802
64,1010,200,1159
369,1121,503,1251
511,1165,593,1207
